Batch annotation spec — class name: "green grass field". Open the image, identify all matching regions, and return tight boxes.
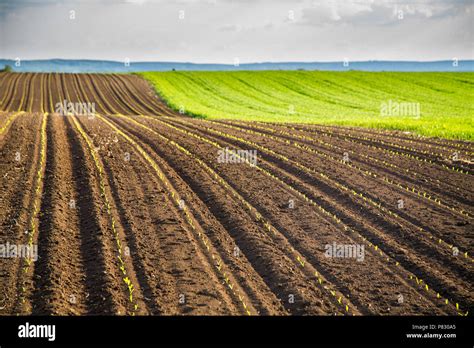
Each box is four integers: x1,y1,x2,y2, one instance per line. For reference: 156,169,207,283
140,71,474,140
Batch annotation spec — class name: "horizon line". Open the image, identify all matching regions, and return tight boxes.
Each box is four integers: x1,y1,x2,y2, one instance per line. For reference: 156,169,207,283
1,58,473,65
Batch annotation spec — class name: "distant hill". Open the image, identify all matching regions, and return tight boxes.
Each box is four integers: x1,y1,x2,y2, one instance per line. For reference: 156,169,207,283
0,59,473,73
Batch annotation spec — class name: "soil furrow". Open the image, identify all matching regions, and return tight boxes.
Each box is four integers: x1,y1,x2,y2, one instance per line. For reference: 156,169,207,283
170,118,473,257
222,120,474,201
130,114,463,315
205,120,473,253
155,116,471,314
31,114,89,315
2,73,23,111
109,114,349,315
0,114,42,314
0,72,471,317
290,124,472,174
95,114,256,315
82,116,244,314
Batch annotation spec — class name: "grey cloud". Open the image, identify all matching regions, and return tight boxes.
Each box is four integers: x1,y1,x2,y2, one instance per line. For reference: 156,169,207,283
219,24,242,32
0,0,472,62
300,0,471,27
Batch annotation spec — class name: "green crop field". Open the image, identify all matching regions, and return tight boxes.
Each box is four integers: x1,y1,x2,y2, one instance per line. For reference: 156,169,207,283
140,71,474,140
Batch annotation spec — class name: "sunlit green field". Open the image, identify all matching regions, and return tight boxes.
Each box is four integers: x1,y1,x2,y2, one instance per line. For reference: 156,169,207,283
140,71,474,140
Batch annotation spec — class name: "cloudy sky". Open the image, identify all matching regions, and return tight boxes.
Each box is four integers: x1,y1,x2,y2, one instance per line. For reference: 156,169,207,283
0,0,472,63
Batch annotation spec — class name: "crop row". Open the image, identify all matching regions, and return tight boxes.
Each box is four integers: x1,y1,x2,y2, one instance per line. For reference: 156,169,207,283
287,124,471,175
0,112,22,135
314,123,473,157
256,122,472,216
70,115,139,315
227,120,467,192
114,113,354,315
60,70,254,314
61,73,141,315
102,81,359,314
65,73,470,316
16,113,48,313
212,120,472,260
96,114,253,315
153,115,468,316
74,79,256,314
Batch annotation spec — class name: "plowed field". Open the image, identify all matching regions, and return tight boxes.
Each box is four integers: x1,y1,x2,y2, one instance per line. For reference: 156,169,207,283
0,72,472,316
